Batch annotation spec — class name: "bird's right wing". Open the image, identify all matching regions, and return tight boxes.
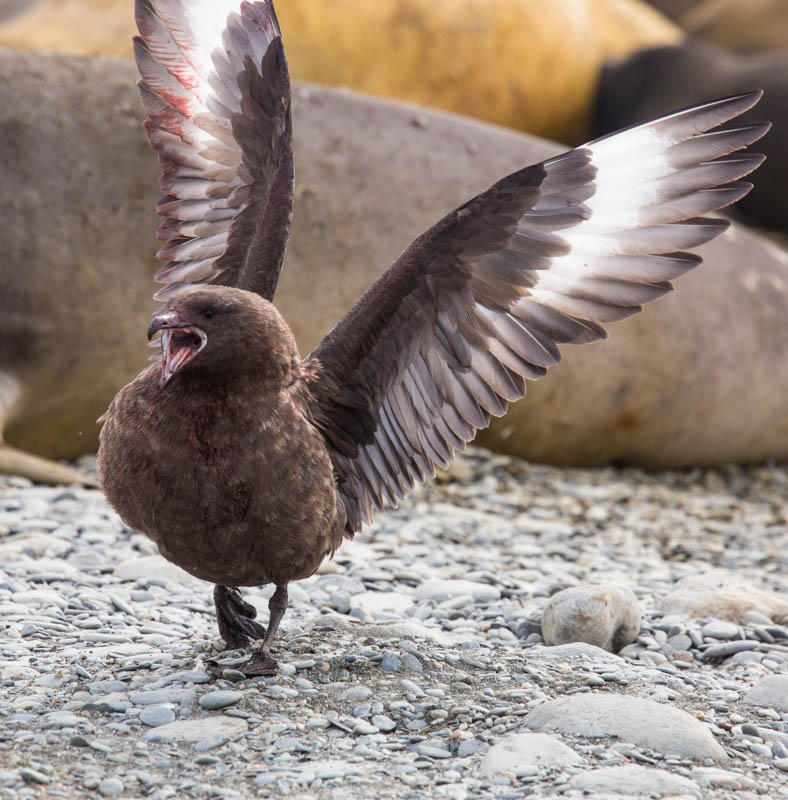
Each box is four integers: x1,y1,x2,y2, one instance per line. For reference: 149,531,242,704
302,92,768,537
135,0,293,302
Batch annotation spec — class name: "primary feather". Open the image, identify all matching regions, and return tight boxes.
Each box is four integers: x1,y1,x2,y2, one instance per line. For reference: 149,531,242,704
304,93,768,536
135,0,293,302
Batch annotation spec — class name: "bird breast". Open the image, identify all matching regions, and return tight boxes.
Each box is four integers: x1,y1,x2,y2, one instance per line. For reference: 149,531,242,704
98,368,338,587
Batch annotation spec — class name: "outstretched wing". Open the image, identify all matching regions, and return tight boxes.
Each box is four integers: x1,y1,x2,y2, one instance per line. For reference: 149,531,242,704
304,92,768,536
135,0,293,302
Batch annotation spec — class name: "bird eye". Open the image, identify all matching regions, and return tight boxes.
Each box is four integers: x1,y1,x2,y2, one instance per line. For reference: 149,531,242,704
203,308,215,319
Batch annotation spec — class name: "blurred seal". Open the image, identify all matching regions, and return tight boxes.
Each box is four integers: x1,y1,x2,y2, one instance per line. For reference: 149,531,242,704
1,49,787,481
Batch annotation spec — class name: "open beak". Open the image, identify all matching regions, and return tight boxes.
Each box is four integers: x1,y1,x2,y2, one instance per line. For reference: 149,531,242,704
148,310,207,388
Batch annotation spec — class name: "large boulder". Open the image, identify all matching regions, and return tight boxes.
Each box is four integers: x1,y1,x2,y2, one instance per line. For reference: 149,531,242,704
0,0,680,144
594,41,788,233
2,50,788,475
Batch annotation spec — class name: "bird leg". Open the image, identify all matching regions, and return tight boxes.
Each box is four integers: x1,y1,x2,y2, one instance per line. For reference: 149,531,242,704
213,585,267,649
235,585,288,677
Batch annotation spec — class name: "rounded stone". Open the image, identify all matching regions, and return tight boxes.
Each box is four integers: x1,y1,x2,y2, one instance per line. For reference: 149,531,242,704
381,652,401,672
525,694,726,762
659,571,788,625
701,620,740,640
570,765,700,797
138,705,176,728
97,779,124,797
371,715,396,732
340,685,373,703
541,585,641,653
197,691,243,711
480,733,581,776
401,653,423,673
413,580,500,604
744,676,788,712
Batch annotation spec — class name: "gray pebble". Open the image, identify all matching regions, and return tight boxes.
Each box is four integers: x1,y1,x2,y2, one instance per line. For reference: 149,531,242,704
667,633,692,651
194,735,230,752
702,641,757,660
371,714,396,732
138,706,176,727
401,653,423,672
458,737,489,757
198,691,243,710
328,590,351,614
341,685,373,703
41,711,82,728
130,688,196,706
701,621,740,640
353,720,379,735
742,610,774,625
98,778,124,797
19,768,50,785
381,651,401,672
417,744,452,759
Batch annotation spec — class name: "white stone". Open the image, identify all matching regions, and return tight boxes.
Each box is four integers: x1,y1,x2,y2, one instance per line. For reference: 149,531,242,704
743,676,788,712
350,591,414,617
114,554,196,584
524,694,725,761
413,579,500,604
691,768,758,790
480,733,581,776
10,589,66,608
145,717,247,742
570,765,700,797
659,570,788,623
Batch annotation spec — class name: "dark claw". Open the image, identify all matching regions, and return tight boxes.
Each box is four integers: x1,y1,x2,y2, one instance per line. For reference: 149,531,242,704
225,587,258,619
213,585,266,649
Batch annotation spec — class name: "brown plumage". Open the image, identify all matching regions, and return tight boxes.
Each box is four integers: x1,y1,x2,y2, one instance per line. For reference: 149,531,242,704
98,0,768,675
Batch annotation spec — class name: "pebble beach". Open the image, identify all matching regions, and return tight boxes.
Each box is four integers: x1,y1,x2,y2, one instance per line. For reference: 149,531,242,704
1,447,787,799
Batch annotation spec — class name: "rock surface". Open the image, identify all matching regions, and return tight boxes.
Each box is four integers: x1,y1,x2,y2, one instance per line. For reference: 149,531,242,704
480,733,581,775
569,764,701,797
745,677,788,712
524,694,726,761
2,448,788,797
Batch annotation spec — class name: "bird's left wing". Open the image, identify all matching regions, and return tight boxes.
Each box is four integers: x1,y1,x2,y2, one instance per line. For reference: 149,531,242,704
135,0,292,302
302,92,768,537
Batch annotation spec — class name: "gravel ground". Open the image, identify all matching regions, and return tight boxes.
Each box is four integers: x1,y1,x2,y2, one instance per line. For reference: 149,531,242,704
1,447,788,799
